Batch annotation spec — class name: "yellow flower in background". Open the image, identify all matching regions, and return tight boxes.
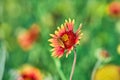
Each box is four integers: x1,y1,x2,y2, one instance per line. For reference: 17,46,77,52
18,24,40,51
94,65,120,80
117,44,120,55
18,65,43,80
48,19,83,58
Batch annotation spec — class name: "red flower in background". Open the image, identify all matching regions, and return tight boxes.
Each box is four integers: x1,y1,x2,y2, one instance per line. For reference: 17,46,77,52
18,65,43,80
18,24,40,51
108,1,120,17
49,19,83,58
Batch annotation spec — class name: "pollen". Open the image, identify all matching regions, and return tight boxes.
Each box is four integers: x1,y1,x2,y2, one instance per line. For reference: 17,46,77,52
61,34,69,41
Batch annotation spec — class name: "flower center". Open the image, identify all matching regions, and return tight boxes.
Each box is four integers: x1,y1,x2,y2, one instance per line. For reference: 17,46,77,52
61,31,76,49
61,34,69,41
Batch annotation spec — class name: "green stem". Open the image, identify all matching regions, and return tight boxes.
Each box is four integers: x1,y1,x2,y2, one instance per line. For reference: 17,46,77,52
53,58,66,80
0,42,6,80
91,60,102,80
70,49,76,80
57,68,66,80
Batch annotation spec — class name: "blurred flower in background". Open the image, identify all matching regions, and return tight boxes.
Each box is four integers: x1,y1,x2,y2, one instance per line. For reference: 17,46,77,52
117,44,120,55
17,65,43,80
107,1,120,17
96,49,111,62
94,65,120,80
17,24,40,51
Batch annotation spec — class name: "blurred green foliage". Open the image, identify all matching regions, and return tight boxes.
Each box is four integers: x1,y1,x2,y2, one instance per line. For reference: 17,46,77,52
0,0,120,80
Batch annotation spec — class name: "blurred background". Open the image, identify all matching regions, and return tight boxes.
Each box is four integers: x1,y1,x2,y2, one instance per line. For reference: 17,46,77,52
0,0,120,80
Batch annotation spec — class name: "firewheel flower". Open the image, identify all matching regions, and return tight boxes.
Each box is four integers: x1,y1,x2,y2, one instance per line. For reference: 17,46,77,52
48,19,83,58
107,1,120,17
18,65,43,80
18,24,40,51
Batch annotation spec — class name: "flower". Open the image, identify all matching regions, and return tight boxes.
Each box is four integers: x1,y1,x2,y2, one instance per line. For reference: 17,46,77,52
94,65,120,80
48,19,83,58
107,1,120,17
98,49,110,59
117,44,120,55
18,24,40,51
96,49,111,62
18,65,43,80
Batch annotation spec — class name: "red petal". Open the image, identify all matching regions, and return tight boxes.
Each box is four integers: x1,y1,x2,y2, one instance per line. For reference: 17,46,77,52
65,19,74,31
66,47,73,57
75,24,82,36
52,47,65,58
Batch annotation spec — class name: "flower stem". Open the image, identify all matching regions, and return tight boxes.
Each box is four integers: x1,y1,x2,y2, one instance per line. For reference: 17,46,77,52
70,48,76,80
0,41,7,80
91,60,102,80
53,58,66,80
57,68,66,80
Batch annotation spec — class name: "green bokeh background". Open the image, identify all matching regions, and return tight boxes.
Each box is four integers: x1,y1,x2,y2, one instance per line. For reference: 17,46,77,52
0,0,120,80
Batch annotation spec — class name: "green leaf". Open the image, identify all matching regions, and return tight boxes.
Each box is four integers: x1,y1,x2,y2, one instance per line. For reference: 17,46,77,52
0,42,7,80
